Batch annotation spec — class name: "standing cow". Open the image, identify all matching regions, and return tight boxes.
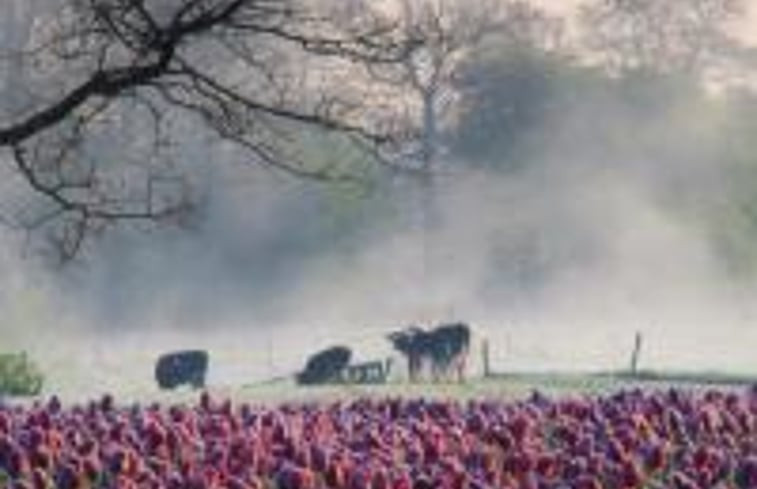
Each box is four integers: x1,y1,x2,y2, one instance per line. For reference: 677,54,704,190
388,322,471,383
154,350,208,390
427,322,470,382
387,326,430,382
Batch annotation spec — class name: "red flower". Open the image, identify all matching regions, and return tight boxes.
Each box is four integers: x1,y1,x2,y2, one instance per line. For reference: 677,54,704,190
575,475,604,489
619,459,642,489
644,443,667,473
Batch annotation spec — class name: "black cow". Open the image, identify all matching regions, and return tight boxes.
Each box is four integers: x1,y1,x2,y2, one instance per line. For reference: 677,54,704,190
296,346,351,385
343,358,393,384
427,322,471,382
388,322,471,382
387,326,430,382
154,350,208,390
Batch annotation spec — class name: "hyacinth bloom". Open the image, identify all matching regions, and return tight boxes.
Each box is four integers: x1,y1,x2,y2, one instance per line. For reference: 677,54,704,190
0,388,755,488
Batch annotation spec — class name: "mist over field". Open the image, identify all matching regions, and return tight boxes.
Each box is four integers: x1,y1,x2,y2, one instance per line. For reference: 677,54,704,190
2,0,757,397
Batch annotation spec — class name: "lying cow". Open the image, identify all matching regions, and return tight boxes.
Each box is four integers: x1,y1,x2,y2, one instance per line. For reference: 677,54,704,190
343,358,392,384
297,346,351,386
154,350,208,390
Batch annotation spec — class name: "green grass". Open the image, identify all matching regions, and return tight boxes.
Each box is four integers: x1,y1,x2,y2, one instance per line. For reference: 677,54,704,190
604,369,757,386
7,360,755,407
223,370,755,406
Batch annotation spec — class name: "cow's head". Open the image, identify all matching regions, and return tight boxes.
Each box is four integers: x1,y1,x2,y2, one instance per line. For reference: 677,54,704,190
387,325,429,356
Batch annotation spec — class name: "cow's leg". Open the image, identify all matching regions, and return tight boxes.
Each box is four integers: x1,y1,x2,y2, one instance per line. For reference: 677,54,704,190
456,350,468,383
439,354,449,383
192,371,205,389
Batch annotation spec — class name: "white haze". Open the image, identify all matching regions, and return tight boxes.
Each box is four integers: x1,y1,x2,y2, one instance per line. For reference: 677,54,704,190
4,113,757,399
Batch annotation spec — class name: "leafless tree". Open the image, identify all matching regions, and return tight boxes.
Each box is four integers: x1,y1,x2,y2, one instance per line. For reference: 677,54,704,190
579,0,745,78
0,0,417,262
365,0,564,316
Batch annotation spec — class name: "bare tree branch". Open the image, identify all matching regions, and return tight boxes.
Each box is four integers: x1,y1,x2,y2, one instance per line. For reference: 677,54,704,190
0,0,418,260
579,0,745,77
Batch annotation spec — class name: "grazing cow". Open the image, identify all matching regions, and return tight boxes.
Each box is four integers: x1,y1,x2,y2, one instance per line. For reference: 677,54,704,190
387,326,430,382
155,350,208,390
297,346,351,385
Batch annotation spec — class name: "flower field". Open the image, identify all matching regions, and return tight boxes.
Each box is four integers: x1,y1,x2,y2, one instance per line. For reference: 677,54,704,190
1,388,756,489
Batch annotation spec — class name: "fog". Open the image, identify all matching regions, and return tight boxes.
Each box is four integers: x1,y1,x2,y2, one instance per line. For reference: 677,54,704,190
1,0,757,398
6,115,757,397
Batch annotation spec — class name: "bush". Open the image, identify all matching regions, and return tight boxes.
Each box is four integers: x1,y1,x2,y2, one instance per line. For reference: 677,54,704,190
0,352,43,396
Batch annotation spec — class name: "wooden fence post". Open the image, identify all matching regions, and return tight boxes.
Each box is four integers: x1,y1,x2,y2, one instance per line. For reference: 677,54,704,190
482,339,491,378
630,332,643,376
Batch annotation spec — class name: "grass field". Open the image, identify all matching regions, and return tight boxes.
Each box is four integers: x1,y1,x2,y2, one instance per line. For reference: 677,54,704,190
8,344,757,406
23,370,750,407
230,370,756,405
